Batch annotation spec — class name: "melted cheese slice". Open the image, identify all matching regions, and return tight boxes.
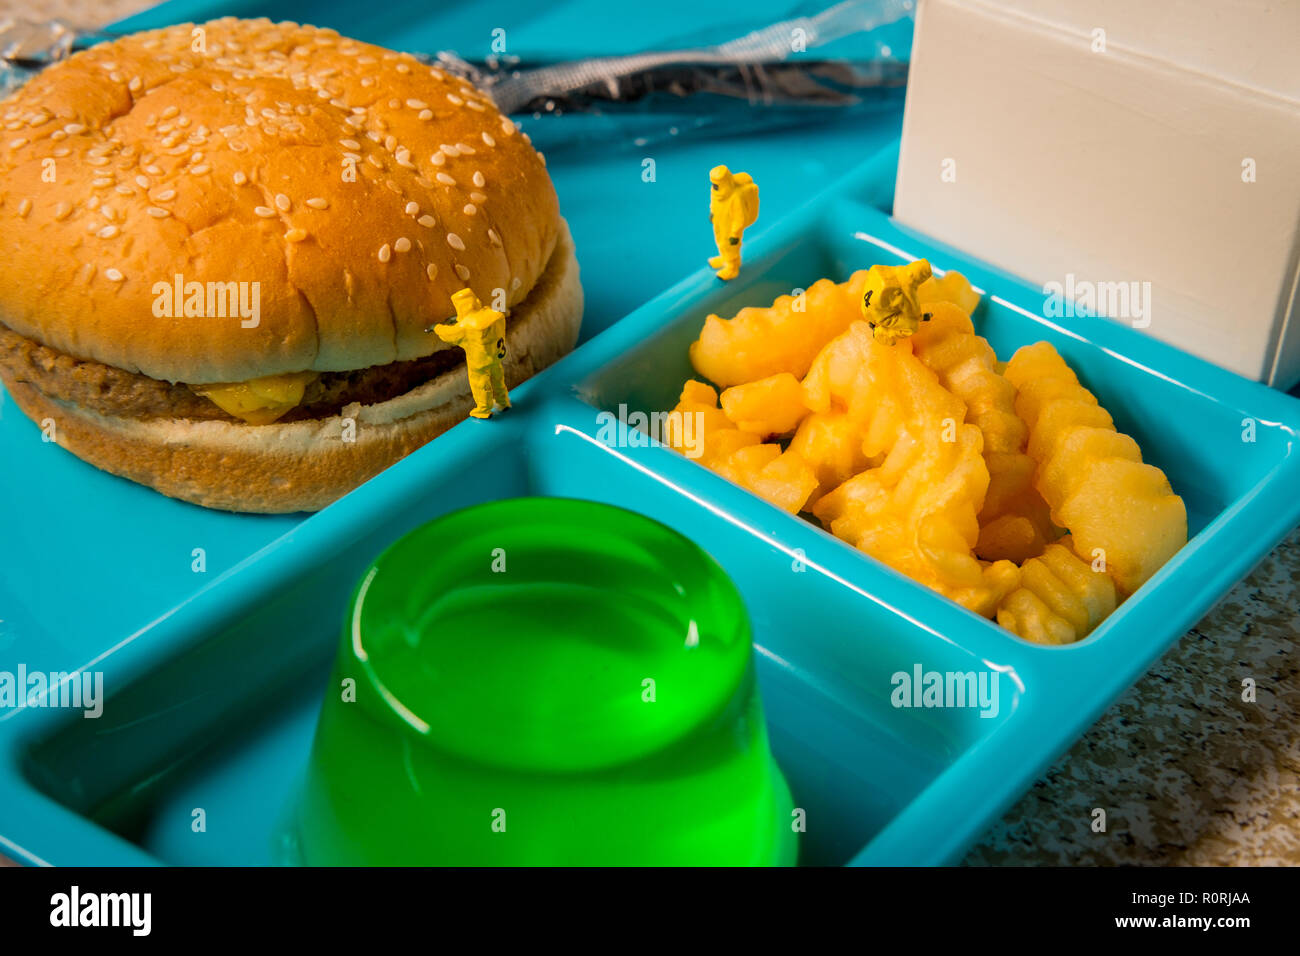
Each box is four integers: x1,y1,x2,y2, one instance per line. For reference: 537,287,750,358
190,371,319,425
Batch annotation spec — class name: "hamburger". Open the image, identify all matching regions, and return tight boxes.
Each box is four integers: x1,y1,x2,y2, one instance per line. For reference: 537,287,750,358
0,17,582,512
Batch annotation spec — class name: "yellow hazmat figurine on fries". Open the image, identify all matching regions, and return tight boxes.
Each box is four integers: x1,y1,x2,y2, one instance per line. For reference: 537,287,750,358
708,165,759,280
428,289,511,418
861,259,934,345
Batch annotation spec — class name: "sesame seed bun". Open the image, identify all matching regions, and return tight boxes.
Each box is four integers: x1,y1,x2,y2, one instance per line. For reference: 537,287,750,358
1,223,581,512
0,17,561,383
0,17,585,511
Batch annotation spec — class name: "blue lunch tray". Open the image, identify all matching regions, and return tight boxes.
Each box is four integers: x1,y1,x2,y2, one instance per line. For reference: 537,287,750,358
2,0,1299,867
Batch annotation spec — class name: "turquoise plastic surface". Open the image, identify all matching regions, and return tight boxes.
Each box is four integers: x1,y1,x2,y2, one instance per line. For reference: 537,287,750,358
3,0,1300,867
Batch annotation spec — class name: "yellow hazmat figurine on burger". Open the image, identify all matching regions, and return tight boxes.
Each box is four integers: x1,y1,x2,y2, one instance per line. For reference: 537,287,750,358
428,289,511,418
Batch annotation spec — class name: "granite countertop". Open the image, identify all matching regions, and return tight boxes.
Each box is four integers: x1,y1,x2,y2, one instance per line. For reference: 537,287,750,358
1,0,1296,868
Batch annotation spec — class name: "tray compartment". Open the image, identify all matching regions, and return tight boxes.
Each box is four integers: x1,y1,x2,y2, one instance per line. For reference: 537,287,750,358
18,409,1025,866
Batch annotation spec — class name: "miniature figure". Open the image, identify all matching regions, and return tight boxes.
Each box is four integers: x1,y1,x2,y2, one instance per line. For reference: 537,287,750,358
427,288,510,418
708,165,759,280
861,259,934,345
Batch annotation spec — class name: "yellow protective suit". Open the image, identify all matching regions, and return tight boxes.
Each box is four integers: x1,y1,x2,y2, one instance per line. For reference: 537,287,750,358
432,289,510,418
708,165,759,280
860,259,935,345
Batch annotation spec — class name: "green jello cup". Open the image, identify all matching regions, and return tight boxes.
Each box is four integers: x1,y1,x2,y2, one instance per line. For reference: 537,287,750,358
294,497,797,866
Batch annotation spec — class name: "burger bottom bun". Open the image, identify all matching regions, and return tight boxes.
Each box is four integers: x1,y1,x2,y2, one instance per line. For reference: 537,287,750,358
2,224,582,514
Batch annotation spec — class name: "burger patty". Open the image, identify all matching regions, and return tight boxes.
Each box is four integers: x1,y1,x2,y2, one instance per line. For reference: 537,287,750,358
0,323,466,424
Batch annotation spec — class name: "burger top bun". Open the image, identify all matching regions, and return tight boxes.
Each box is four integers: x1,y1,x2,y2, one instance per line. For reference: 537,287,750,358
0,17,561,384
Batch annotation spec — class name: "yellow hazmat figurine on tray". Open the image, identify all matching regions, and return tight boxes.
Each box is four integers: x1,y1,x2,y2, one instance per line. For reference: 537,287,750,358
861,259,934,345
708,165,759,280
428,289,511,419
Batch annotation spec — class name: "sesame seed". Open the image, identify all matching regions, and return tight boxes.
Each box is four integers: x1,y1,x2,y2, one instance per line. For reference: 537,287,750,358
470,191,487,203
426,263,438,280
98,225,119,239
366,155,384,169
446,232,465,251
135,175,150,188
404,202,419,216
17,198,32,217
129,76,142,92
147,206,170,217
387,99,400,110
64,123,85,135
417,214,436,228
190,152,204,163
275,193,291,211
115,185,134,196
161,106,179,119
105,268,124,282
430,152,446,166
384,135,397,151
481,132,495,147
92,178,113,188
378,243,391,263
306,197,328,209
511,276,521,291
87,156,110,167
254,206,276,217
234,171,248,185
488,229,501,245
285,228,308,242
8,138,26,149
145,165,163,175
466,100,486,112
53,202,72,220
436,172,456,186
447,94,464,106
441,143,459,157
396,148,413,168
340,138,360,150
463,204,477,216
418,109,433,121
190,165,211,175
406,99,427,109
455,264,470,280
394,237,411,253
456,142,476,155
472,171,485,187
154,189,177,201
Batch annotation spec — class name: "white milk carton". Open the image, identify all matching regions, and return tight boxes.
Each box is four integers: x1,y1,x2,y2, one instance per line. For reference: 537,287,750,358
894,0,1300,387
